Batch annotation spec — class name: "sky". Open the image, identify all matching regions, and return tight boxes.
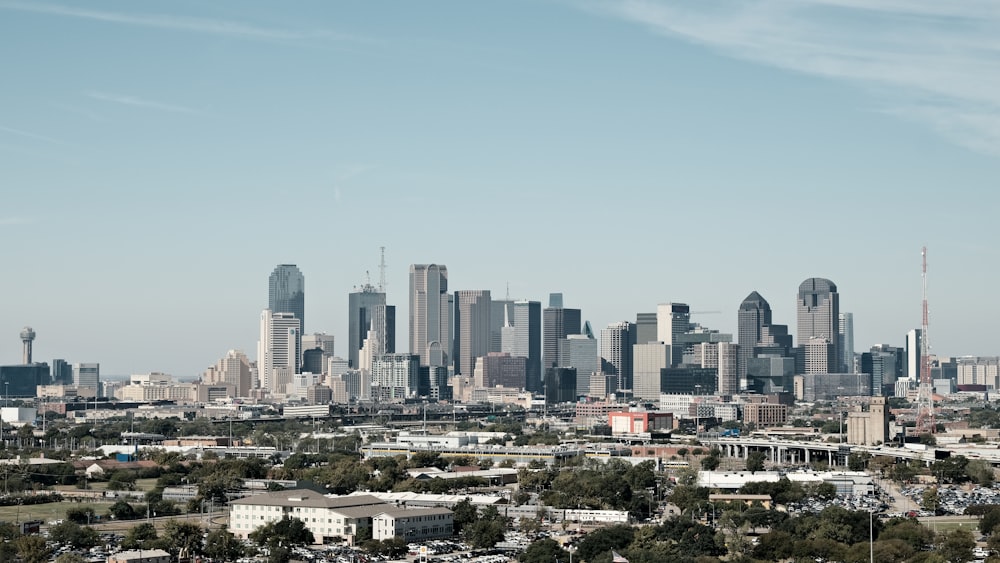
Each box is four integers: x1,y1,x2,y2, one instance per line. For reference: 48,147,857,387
2,0,999,378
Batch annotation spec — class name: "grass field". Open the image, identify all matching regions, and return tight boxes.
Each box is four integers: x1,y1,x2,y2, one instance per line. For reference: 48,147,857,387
134,478,158,492
0,501,114,524
922,520,980,534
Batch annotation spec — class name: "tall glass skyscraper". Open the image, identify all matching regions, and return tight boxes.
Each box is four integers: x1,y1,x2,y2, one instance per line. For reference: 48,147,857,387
269,264,305,332
796,277,840,365
738,291,772,385
409,264,452,367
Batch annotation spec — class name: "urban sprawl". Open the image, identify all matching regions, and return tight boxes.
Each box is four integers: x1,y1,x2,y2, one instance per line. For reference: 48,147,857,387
2,262,1000,563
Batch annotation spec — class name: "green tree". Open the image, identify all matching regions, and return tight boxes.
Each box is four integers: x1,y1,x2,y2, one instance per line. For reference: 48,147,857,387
121,522,159,550
463,507,507,549
753,530,795,561
64,506,96,525
668,485,708,513
204,526,245,562
932,456,970,484
981,508,1000,535
965,459,995,486
159,519,204,559
919,433,937,446
14,535,52,563
575,524,634,561
451,498,479,534
922,487,939,512
519,538,568,563
48,521,100,549
55,554,88,563
847,452,870,472
746,452,767,473
248,517,314,551
880,518,935,550
0,521,19,562
108,499,137,520
937,528,975,563
700,455,720,470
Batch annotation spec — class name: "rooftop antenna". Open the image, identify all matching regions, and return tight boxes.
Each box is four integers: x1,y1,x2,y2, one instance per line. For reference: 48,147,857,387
378,246,387,293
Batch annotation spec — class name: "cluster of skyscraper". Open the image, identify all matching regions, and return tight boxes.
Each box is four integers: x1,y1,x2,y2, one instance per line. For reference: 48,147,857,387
247,261,933,405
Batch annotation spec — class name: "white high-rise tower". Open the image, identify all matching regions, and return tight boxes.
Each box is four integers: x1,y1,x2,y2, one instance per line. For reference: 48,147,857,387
258,310,301,394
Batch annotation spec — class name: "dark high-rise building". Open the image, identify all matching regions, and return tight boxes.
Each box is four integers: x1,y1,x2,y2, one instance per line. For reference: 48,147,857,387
543,305,581,371
419,366,450,399
0,363,50,397
348,286,387,368
301,348,326,375
660,366,717,395
544,367,577,404
501,300,542,392
862,344,904,396
796,278,840,363
51,359,72,385
738,291,772,385
481,352,527,388
269,264,305,332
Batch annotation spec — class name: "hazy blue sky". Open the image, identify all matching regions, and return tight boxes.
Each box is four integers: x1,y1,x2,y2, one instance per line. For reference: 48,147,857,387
2,1,998,377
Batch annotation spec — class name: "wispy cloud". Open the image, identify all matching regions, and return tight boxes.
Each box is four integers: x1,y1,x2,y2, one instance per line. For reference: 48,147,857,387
588,0,1000,156
0,124,64,145
85,91,201,115
0,1,363,42
52,103,104,122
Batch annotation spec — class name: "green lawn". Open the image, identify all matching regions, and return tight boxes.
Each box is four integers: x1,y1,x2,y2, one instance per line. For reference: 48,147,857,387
923,520,980,534
135,478,159,492
0,501,114,524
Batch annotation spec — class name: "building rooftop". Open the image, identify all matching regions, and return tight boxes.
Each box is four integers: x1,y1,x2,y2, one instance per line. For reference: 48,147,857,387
332,504,392,519
230,489,384,509
375,506,453,519
109,549,171,561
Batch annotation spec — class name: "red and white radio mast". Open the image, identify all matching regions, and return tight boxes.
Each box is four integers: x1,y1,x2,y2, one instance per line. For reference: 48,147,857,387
915,246,935,434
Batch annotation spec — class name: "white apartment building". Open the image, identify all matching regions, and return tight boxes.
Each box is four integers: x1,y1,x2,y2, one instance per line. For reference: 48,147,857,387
229,490,387,544
372,507,453,541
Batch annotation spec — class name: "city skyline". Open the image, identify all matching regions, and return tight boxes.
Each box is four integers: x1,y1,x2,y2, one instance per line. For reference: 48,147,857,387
3,3,998,375
3,262,982,380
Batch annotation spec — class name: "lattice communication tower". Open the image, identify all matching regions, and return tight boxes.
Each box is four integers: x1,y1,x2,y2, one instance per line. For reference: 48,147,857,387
915,246,935,433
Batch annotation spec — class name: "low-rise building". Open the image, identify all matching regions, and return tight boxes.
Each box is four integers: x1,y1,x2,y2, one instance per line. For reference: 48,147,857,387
608,410,672,436
229,490,387,544
372,507,453,541
107,549,171,563
743,403,789,428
